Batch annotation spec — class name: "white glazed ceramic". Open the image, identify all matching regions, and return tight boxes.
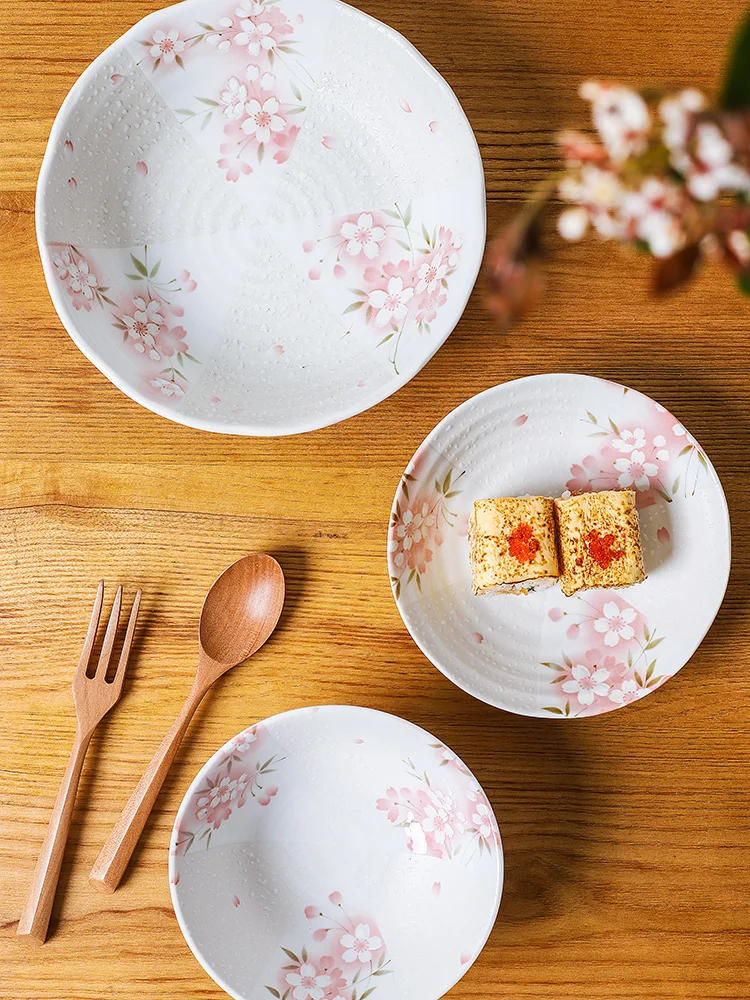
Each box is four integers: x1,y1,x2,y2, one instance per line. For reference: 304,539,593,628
170,706,502,1000
388,374,731,719
36,0,484,436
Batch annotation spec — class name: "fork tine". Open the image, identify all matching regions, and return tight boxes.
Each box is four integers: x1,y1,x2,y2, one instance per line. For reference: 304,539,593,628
110,590,141,696
95,585,122,678
77,581,104,677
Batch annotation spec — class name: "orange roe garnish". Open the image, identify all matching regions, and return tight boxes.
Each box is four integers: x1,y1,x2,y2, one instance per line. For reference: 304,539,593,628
585,529,624,569
507,522,540,564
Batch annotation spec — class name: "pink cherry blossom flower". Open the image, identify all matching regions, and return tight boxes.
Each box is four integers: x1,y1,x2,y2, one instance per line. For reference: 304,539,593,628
156,326,189,358
218,143,253,182
339,924,382,965
472,802,495,841
612,427,646,453
285,963,331,1000
242,97,285,143
376,787,400,823
613,449,659,490
608,678,643,705
235,18,275,55
220,77,248,119
340,213,386,259
66,258,98,298
368,276,414,327
593,600,637,646
415,252,448,294
579,81,650,163
150,28,185,64
562,664,611,706
123,297,164,359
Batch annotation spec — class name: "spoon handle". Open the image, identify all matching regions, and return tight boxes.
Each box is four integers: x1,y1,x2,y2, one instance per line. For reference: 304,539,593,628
89,683,205,894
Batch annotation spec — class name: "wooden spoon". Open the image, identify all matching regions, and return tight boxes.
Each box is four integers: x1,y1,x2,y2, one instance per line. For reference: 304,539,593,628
89,554,285,894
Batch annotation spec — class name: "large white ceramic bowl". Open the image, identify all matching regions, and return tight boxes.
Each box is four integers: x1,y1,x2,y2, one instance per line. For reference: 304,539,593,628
388,374,731,718
170,706,502,1000
37,0,485,435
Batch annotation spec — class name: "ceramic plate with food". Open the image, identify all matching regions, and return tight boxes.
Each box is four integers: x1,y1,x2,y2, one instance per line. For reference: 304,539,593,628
388,374,730,718
36,0,484,435
170,706,502,1000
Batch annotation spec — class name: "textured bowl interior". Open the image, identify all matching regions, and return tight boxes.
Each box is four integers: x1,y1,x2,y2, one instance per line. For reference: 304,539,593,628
37,0,485,435
388,374,731,718
170,706,503,1000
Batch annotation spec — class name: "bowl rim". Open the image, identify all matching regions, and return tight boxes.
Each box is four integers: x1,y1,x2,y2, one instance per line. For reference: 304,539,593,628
387,372,733,717
169,704,504,1000
36,0,487,437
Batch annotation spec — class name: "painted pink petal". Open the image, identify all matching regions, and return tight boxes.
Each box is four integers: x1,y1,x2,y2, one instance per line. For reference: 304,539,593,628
328,891,342,905
657,526,670,543
333,263,345,279
304,905,318,919
514,414,528,426
135,160,148,177
63,139,74,155
232,895,240,907
460,952,472,966
322,135,336,149
429,120,439,132
472,632,484,644
566,624,580,639
432,882,441,896
302,240,315,253
111,73,123,85
548,607,564,622
68,177,77,189
312,928,328,942
308,267,321,280
399,98,412,113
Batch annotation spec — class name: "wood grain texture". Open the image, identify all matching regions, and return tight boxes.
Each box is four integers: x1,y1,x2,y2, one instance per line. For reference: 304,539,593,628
1,0,750,997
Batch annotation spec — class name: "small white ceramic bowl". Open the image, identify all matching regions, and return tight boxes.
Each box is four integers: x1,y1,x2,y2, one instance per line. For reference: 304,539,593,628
37,0,485,435
170,706,502,1000
388,374,731,719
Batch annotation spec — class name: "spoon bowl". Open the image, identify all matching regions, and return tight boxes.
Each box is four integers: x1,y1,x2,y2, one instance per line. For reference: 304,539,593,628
199,554,285,668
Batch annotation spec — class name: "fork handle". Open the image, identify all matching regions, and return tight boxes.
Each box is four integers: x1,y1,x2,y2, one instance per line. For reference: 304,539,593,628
89,683,205,894
17,727,92,944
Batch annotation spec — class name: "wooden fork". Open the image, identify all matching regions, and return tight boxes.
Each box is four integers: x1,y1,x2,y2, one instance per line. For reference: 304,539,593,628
16,582,141,945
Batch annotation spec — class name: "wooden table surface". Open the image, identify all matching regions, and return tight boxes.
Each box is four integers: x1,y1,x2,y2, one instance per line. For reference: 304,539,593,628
2,1,750,997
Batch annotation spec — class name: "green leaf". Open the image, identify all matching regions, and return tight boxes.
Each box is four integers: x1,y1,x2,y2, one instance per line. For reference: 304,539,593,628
258,142,265,163
627,649,633,667
130,253,148,276
444,490,461,498
634,671,643,687
403,203,412,226
350,288,367,297
646,637,665,651
197,21,214,30
383,209,401,219
125,273,142,281
697,450,708,470
152,57,161,72
175,108,194,117
281,948,300,964
608,418,620,435
720,8,750,109
150,260,161,278
360,990,376,1000
443,468,452,493
184,353,200,363
564,700,571,716
365,305,373,323
395,239,410,251
643,626,651,642
422,223,431,245
291,82,302,101
672,475,680,494
645,660,655,681
543,706,564,715
287,106,307,114
678,444,692,456
301,946,308,963
201,112,212,130
265,989,281,998
654,486,673,503
416,573,422,593
352,969,361,984
175,54,185,69
343,301,364,315
196,96,219,106
100,295,117,306
586,410,597,423
376,333,394,347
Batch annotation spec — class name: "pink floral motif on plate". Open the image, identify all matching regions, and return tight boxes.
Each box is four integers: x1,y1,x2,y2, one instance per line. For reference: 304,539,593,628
265,893,392,1000
172,724,283,853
